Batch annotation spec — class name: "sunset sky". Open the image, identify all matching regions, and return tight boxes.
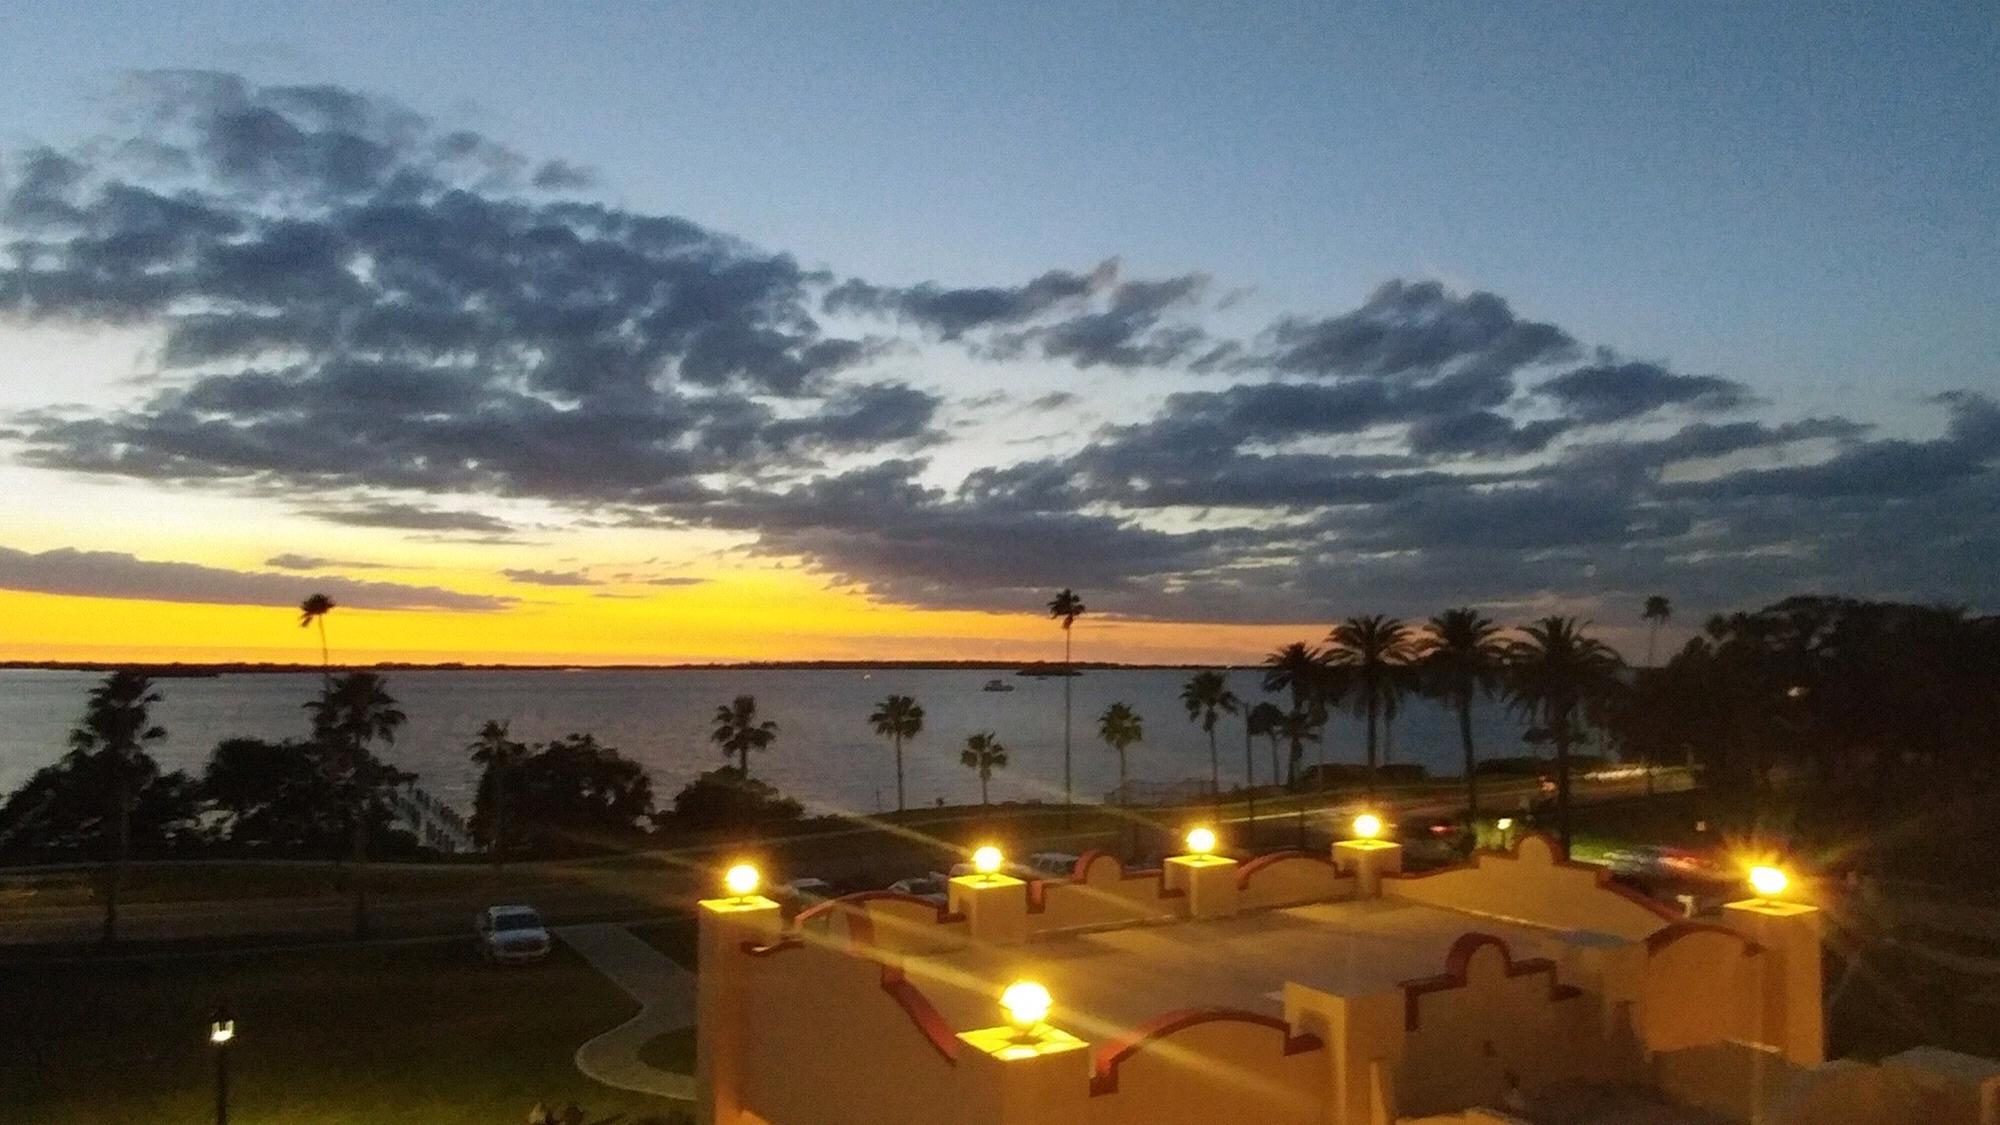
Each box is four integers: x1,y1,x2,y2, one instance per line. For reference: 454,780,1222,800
0,3,1994,665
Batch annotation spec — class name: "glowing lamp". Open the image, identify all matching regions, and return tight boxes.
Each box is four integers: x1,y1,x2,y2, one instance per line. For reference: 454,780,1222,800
1495,817,1514,831
1351,813,1383,840
972,845,1004,879
1748,864,1789,899
1000,980,1051,1038
1184,826,1217,856
209,1018,234,1046
723,862,760,901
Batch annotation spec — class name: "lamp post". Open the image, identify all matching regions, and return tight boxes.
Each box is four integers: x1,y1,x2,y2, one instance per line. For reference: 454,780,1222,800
208,1005,234,1125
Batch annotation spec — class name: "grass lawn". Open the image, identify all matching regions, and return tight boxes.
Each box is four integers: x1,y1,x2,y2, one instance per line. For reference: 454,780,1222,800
0,939,683,1124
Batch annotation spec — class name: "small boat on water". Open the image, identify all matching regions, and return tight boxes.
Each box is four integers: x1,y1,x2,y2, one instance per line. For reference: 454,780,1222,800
981,678,1016,692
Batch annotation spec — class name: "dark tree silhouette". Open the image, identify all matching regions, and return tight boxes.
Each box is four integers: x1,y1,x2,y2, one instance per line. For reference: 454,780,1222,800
468,720,529,866
1098,702,1144,805
1048,588,1087,808
1416,608,1509,817
68,672,167,943
1179,670,1238,798
305,672,408,939
711,695,778,777
960,733,1008,805
868,695,925,813
1505,617,1622,856
1326,616,1416,797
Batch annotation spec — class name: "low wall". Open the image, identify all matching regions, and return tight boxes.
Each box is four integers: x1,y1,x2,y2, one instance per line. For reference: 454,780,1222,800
1027,852,1184,935
1385,834,1678,941
1236,851,1355,911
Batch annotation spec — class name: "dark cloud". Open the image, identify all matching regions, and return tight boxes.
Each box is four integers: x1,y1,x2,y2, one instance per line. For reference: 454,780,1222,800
1406,411,1571,457
300,502,514,534
264,553,388,571
501,568,598,587
1536,358,1751,423
0,545,508,611
640,576,706,587
824,260,1115,339
1258,280,1576,383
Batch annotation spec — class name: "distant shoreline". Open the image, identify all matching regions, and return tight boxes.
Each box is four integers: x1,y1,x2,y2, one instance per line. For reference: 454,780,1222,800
0,659,1251,676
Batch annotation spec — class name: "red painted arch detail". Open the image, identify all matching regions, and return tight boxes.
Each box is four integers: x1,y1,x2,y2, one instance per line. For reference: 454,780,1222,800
793,890,965,932
1025,851,1182,915
881,964,961,1065
1087,1008,1322,1096
1397,932,1582,1032
1234,850,1342,890
1644,920,1763,957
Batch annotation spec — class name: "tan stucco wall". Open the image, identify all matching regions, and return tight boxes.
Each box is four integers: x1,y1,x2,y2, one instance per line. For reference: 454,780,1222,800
1629,924,1762,1053
737,940,960,1125
1237,852,1356,911
1027,853,1182,935
1082,1017,1325,1125
1383,834,1673,941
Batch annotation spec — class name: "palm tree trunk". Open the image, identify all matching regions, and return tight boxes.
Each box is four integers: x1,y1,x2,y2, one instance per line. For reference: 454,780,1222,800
317,617,330,678
894,734,906,813
1062,629,1074,808
1117,749,1127,806
1365,689,1380,799
1243,720,1257,848
980,773,990,806
738,746,748,775
1553,704,1574,859
351,792,371,940
103,764,129,944
1458,695,1478,817
490,765,506,871
1207,726,1219,797
1268,736,1281,789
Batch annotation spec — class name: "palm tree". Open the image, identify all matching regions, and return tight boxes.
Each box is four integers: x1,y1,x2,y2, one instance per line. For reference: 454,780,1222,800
1262,642,1331,786
1180,671,1238,797
868,695,925,813
1097,702,1144,805
1048,589,1087,808
305,672,407,939
1246,701,1287,787
469,719,528,869
1505,617,1623,856
1416,608,1508,817
1643,595,1673,668
1326,616,1416,797
960,733,1008,805
711,695,778,776
70,671,166,944
299,593,336,684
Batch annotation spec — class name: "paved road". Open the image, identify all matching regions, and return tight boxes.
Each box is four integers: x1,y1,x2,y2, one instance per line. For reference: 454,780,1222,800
557,924,698,1101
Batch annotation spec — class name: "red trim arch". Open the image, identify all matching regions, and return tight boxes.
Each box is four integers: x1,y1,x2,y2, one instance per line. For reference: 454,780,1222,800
1644,920,1763,957
735,932,961,1065
1234,849,1342,890
1026,850,1182,914
1088,1008,1323,1096
1398,932,1583,1032
793,890,966,932
1383,831,1682,925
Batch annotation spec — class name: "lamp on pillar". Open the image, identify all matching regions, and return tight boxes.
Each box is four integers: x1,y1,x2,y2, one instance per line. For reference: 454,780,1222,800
1333,811,1402,897
1165,824,1239,918
950,845,1029,943
957,980,1090,1121
1723,860,1824,1066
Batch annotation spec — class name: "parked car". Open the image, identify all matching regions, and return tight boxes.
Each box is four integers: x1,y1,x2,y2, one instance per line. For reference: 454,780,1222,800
475,904,552,964
1027,852,1082,879
888,874,949,905
775,877,836,907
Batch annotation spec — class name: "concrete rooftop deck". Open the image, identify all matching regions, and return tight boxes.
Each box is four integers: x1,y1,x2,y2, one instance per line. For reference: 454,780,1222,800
898,895,1582,1041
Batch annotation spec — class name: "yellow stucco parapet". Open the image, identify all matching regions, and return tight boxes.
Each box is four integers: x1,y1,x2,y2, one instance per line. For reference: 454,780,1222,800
1164,852,1240,918
698,893,782,915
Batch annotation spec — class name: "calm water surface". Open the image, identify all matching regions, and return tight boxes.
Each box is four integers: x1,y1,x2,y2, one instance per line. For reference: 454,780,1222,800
0,668,1528,815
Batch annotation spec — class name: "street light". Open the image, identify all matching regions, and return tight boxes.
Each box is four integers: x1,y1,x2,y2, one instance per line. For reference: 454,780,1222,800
1749,864,1790,902
1184,826,1217,856
209,1005,233,1125
1351,813,1383,840
724,862,760,903
972,845,1004,882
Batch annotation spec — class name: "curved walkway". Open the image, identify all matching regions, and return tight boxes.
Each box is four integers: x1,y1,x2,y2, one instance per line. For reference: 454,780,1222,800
556,923,698,1101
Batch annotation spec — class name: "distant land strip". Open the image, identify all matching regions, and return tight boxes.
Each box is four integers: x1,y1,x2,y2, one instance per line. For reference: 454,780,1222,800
0,660,1250,675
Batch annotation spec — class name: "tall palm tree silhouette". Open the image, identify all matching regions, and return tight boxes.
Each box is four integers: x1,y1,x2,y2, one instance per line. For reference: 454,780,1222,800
1097,702,1144,805
711,695,779,777
1326,616,1415,798
1246,701,1287,789
1416,608,1508,817
960,733,1008,806
1505,617,1622,856
1179,671,1238,798
868,695,925,813
469,719,528,869
1643,595,1673,667
1047,589,1086,808
70,671,166,944
299,593,335,684
306,672,407,939
1261,642,1328,787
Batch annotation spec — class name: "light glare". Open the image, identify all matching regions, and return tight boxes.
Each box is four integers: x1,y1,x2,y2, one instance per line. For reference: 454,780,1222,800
973,845,1003,876
1001,980,1051,1033
1749,864,1789,898
1184,826,1217,855
1352,813,1383,840
724,862,760,899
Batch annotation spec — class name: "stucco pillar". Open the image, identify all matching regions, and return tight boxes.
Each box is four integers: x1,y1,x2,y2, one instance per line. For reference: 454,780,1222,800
1285,982,1405,1125
1332,839,1403,898
949,873,1029,944
696,894,783,1125
1164,853,1240,918
1721,898,1824,1066
954,1024,1091,1123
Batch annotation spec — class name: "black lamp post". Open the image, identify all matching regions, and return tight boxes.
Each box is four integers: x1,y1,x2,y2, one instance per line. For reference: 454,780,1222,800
208,1005,234,1125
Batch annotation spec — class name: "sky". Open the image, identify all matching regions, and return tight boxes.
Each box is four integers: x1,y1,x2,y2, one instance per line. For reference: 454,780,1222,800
0,1,1994,665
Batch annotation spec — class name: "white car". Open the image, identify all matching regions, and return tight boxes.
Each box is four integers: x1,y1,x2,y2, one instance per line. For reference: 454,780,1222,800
476,904,552,964
888,874,949,906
